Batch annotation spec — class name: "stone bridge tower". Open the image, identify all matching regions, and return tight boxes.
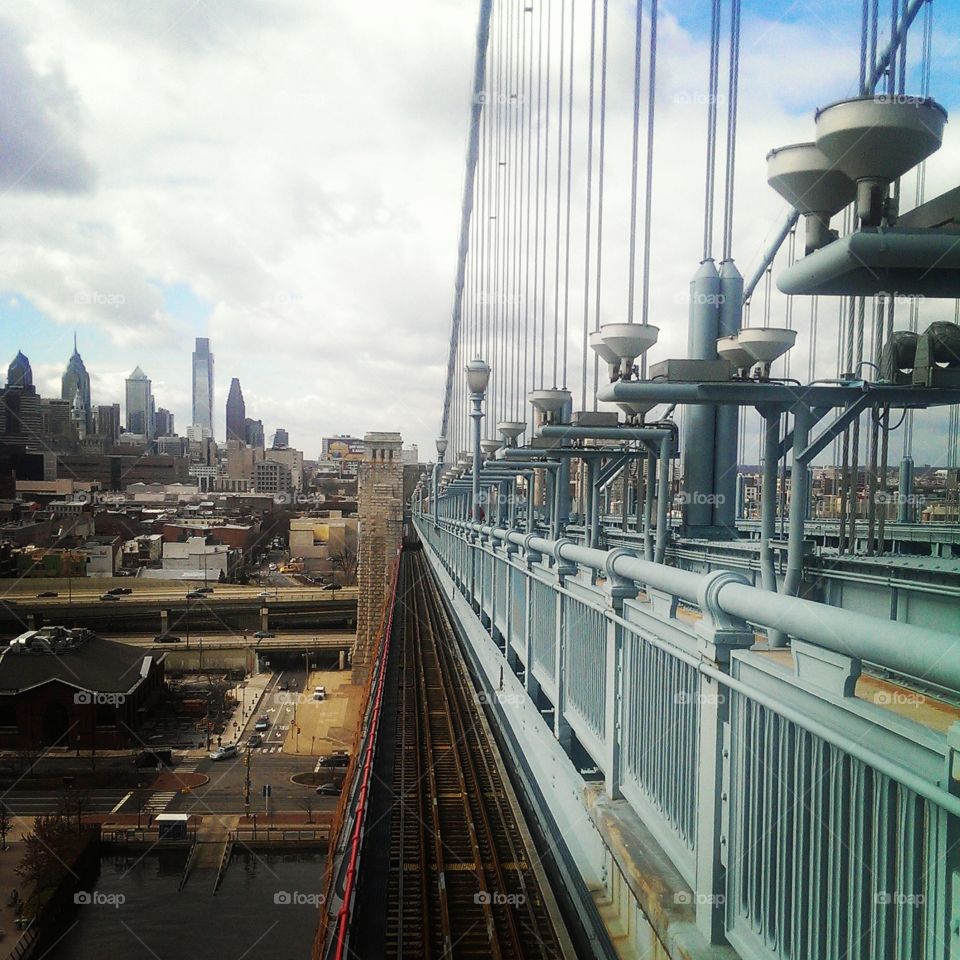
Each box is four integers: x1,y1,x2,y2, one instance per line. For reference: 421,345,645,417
353,431,403,678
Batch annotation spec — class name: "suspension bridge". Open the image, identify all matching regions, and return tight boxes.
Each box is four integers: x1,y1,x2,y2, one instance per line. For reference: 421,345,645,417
317,1,960,957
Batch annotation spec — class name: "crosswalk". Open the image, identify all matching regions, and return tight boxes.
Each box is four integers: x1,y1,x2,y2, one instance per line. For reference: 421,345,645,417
143,791,177,814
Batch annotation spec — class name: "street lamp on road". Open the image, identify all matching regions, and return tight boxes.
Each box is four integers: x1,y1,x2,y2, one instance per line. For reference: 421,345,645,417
465,358,491,523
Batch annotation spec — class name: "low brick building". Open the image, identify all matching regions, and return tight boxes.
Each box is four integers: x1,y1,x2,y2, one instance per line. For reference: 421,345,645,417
0,628,165,749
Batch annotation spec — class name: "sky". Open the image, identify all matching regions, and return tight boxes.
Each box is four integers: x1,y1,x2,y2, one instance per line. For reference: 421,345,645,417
0,0,958,465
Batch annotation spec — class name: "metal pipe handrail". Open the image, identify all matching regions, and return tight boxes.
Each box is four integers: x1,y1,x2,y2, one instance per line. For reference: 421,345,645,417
446,517,960,692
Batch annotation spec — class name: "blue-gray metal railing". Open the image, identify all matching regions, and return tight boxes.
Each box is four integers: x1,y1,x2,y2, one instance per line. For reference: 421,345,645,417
413,505,960,959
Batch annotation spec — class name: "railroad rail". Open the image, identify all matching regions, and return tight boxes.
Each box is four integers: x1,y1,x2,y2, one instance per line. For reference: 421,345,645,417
385,549,565,959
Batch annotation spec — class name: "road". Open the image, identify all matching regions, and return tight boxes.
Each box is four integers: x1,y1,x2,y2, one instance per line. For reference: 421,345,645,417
111,630,354,649
0,585,357,605
0,789,132,816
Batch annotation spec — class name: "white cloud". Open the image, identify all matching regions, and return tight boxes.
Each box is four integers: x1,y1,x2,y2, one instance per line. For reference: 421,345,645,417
0,0,957,468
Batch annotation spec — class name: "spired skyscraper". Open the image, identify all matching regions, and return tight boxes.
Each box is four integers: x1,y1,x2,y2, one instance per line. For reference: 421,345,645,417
226,377,246,443
192,337,214,435
61,334,91,431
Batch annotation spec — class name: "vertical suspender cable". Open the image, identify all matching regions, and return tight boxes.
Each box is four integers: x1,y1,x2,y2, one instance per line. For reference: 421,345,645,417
626,0,645,326
540,0,553,389
639,0,659,370
552,0,567,387
579,0,598,412
592,0,610,409
561,0,576,389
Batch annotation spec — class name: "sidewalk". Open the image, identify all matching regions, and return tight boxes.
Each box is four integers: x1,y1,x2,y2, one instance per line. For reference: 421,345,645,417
184,672,273,758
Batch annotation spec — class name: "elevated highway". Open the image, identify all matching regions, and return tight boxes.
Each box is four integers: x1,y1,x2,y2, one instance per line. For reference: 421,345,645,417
0,582,357,637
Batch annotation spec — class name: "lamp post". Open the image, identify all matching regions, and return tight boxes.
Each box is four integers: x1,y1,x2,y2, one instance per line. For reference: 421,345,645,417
434,437,447,523
465,359,491,523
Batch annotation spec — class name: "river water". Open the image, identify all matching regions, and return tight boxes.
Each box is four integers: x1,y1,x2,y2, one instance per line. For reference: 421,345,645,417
48,849,324,960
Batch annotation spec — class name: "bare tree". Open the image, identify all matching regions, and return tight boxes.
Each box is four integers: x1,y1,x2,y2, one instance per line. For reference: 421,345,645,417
329,546,358,584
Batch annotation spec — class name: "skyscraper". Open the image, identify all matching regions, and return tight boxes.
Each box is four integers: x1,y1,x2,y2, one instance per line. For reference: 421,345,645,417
192,337,214,435
61,334,91,430
272,427,289,449
245,418,264,448
153,408,175,437
7,351,32,389
226,378,246,443
125,366,155,439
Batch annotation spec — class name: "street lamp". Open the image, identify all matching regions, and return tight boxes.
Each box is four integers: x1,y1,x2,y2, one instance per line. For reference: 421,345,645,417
465,358,491,523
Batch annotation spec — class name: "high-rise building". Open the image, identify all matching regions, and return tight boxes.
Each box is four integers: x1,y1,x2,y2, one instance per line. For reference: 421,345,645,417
94,404,121,442
1,351,41,440
191,337,214,435
154,408,175,437
273,427,289,449
245,418,264,448
7,351,33,389
226,378,246,443
61,335,92,430
125,366,155,439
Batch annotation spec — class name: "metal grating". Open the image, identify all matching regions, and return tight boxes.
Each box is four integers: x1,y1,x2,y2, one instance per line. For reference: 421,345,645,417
530,578,556,678
563,596,607,743
727,697,941,960
621,628,699,852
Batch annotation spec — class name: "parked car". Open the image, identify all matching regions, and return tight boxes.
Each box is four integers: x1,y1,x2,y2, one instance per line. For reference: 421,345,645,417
315,782,341,796
254,630,275,639
36,591,58,598
197,586,214,594
247,734,263,748
117,587,133,595
319,752,349,768
209,744,239,761
254,718,270,731
154,634,181,643
99,593,120,601
185,591,205,599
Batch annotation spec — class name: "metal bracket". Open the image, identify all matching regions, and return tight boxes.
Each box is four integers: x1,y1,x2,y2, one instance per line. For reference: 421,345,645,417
603,548,638,609
696,570,754,662
551,537,577,579
521,534,543,567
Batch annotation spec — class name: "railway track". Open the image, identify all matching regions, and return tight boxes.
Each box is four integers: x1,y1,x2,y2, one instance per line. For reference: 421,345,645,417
384,549,566,960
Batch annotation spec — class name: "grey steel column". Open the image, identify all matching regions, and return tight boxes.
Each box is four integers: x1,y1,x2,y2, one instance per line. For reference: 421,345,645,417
681,259,721,531
759,410,780,593
656,434,672,563
713,259,743,532
897,456,914,523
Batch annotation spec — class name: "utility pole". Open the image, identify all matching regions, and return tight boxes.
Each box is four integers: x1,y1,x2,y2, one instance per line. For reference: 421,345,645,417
244,748,251,818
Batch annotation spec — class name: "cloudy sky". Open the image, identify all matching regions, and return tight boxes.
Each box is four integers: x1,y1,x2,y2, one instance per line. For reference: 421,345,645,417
1,0,958,465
